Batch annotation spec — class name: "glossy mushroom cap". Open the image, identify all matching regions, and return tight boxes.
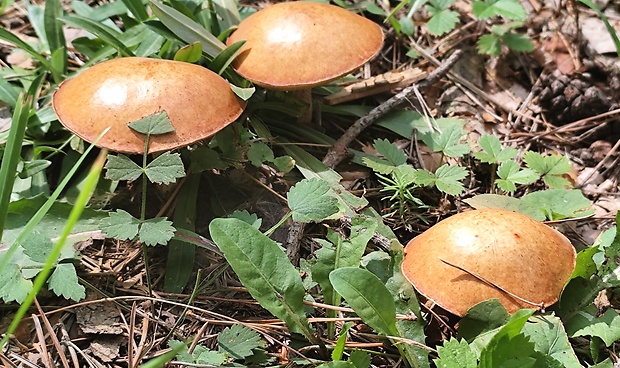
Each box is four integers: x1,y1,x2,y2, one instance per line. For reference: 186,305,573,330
226,1,383,90
401,209,576,317
53,57,245,154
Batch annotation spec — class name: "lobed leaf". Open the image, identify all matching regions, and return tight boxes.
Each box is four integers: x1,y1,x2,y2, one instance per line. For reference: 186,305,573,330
100,209,140,241
144,152,185,185
48,263,85,301
105,154,142,182
287,178,340,223
127,110,176,135
139,217,175,246
218,324,264,359
434,338,477,368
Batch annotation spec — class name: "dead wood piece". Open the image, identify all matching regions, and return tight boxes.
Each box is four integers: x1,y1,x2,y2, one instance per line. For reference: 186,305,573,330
322,50,463,169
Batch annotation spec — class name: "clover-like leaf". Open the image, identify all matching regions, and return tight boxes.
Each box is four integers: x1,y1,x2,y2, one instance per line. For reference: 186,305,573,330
287,178,340,223
127,110,175,135
218,324,264,359
473,135,517,164
100,209,140,241
144,151,185,185
139,217,175,246
105,154,142,181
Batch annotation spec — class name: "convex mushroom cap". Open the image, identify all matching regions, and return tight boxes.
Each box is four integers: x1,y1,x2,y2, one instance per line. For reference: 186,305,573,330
401,209,577,316
53,57,245,154
226,1,384,90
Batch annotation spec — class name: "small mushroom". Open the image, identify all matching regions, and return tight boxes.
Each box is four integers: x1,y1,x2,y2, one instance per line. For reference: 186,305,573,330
401,209,577,316
226,1,383,122
53,57,246,154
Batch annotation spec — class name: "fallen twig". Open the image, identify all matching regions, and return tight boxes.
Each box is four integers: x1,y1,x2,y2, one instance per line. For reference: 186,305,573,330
322,50,463,168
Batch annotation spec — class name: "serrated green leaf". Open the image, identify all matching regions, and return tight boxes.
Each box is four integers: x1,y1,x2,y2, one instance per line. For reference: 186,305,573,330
349,350,371,368
362,156,396,175
426,7,459,36
411,168,436,187
105,154,142,181
523,152,571,177
48,263,85,301
127,110,175,135
522,314,581,368
139,217,175,246
247,141,274,167
287,178,340,223
542,174,571,189
478,34,502,55
194,347,228,365
21,231,54,263
100,209,140,241
474,135,517,163
566,305,620,346
218,324,264,359
0,263,32,303
434,338,477,368
209,218,312,338
472,0,527,20
169,340,193,362
330,267,397,336
373,138,407,166
420,118,470,157
478,309,537,368
144,152,185,185
434,164,467,195
521,189,592,220
496,161,539,192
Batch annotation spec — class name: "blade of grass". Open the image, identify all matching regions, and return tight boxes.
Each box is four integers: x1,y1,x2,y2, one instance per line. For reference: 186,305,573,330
0,28,52,70
0,93,32,244
149,0,225,58
210,40,244,75
121,0,149,22
44,0,67,81
579,0,620,59
0,150,106,352
60,15,135,56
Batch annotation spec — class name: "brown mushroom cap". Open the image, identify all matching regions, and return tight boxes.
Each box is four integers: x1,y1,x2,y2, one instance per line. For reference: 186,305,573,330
401,209,576,316
226,1,383,90
53,57,245,154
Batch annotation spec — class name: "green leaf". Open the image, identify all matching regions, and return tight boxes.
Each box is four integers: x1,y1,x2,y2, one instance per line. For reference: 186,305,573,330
105,154,142,182
174,41,203,62
100,209,140,241
495,161,539,192
426,6,459,36
230,84,255,101
375,110,432,138
209,218,313,338
121,0,149,22
287,178,340,223
18,160,51,179
0,264,32,303
478,34,502,55
349,350,371,368
48,263,85,301
332,322,354,361
149,0,225,58
434,338,477,368
189,146,228,172
419,118,470,157
218,324,264,359
522,314,581,368
472,0,527,20
566,305,620,346
459,299,510,342
523,152,572,188
21,231,54,263
478,309,536,368
434,164,467,195
0,28,52,70
0,78,19,106
473,135,517,164
520,189,592,220
139,217,175,246
502,32,535,52
362,156,397,175
373,138,407,166
127,110,175,135
330,267,397,336
44,0,67,76
247,141,274,167
144,152,185,185
210,40,246,75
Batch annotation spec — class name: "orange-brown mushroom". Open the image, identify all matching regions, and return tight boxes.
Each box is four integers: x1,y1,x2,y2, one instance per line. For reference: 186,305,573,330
226,1,383,122
53,57,245,154
401,209,576,316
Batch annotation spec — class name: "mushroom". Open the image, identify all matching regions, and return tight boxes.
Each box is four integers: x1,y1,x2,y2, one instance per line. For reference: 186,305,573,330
53,57,246,154
226,1,383,122
401,209,577,316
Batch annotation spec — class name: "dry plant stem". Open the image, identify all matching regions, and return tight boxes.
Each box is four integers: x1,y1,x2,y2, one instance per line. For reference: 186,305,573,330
31,314,52,368
323,50,463,168
34,298,70,368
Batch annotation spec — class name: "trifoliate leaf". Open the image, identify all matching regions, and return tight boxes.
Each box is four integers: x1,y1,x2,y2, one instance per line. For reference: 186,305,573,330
478,34,502,56
472,0,527,20
524,152,572,189
100,209,140,241
21,231,55,263
218,324,264,359
495,161,539,192
420,118,470,157
426,6,459,36
0,263,32,303
473,135,517,164
105,154,142,181
566,305,620,347
48,263,85,301
247,141,275,167
434,338,477,368
127,110,175,135
139,217,175,246
144,151,185,185
287,178,339,223
373,138,407,166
